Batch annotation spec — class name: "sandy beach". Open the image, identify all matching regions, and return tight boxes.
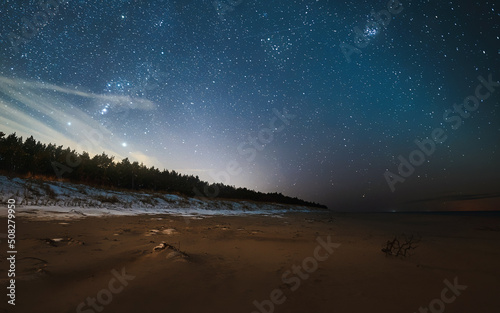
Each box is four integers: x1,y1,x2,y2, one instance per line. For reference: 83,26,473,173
1,211,499,313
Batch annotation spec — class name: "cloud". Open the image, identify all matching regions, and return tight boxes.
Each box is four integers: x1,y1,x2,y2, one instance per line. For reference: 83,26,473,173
0,76,158,166
0,76,156,111
128,151,164,168
0,103,77,148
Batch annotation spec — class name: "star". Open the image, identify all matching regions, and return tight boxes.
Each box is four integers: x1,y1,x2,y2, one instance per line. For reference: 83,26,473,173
0,0,497,212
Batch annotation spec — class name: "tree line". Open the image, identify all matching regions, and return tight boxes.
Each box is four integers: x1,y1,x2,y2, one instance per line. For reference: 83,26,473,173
0,131,327,209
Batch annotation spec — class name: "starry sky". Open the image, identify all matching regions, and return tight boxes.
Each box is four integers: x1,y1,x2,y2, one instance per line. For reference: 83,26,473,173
1,0,499,211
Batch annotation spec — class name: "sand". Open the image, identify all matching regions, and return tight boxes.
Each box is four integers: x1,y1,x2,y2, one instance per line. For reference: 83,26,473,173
1,212,499,313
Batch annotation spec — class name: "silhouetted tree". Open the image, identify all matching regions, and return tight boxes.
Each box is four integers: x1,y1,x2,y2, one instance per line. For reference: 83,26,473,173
0,131,327,209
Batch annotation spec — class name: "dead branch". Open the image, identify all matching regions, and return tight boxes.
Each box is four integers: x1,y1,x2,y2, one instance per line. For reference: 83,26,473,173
381,233,420,257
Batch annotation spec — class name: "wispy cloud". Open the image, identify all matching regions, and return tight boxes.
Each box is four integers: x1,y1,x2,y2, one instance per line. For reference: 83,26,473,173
0,76,159,167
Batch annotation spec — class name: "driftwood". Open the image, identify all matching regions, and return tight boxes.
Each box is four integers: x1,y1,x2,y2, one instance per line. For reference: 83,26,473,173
381,234,420,257
153,241,188,256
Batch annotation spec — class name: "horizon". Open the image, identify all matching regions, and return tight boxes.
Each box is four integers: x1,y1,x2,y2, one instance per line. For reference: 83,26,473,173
2,130,499,212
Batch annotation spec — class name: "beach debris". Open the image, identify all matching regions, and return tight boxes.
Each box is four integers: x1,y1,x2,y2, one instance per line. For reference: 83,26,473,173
153,242,179,251
146,228,178,236
189,216,204,220
153,242,168,251
43,238,58,247
42,237,84,247
70,209,86,216
215,224,230,230
152,241,189,259
382,233,420,257
145,229,160,236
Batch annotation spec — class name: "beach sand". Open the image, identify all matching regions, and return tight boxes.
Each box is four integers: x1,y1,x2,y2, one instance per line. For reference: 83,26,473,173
1,212,499,313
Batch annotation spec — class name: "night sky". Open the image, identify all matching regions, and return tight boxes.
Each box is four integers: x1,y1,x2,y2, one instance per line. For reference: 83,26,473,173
1,0,499,211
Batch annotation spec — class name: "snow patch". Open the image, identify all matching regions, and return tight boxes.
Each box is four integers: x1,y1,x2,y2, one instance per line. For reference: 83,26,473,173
0,175,322,220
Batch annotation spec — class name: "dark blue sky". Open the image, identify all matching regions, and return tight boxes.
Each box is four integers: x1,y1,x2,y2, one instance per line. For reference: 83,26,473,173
1,0,499,210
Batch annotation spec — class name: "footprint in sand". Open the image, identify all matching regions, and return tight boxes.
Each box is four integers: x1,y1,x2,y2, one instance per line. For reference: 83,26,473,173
3,257,50,282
